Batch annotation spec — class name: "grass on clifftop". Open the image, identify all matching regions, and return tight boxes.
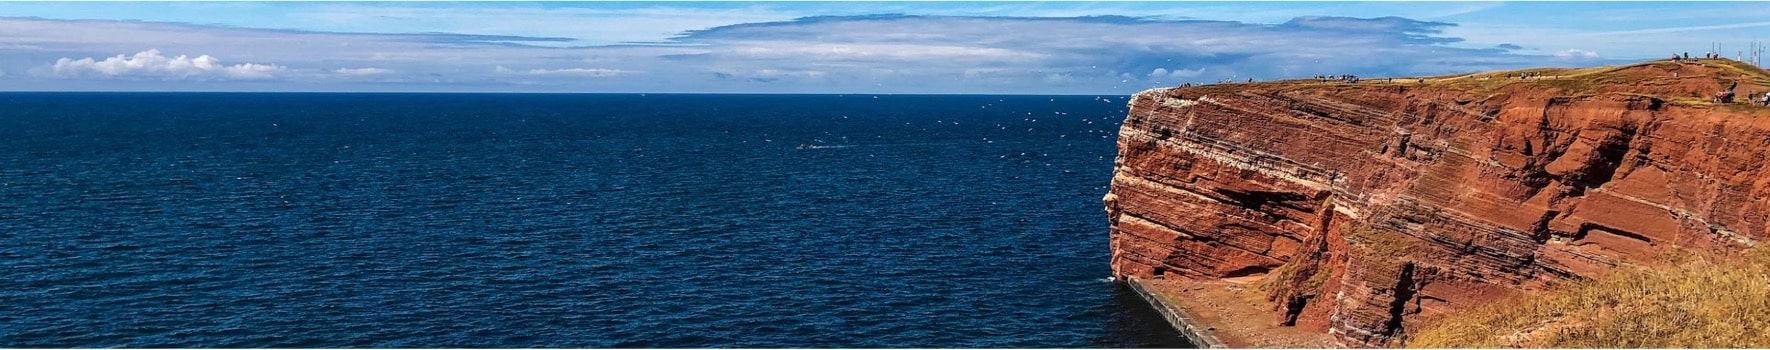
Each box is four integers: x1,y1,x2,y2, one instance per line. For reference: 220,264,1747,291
1407,249,1770,348
1407,59,1770,100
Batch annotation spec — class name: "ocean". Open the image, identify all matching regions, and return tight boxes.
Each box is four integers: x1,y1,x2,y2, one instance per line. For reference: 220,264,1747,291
0,93,1193,348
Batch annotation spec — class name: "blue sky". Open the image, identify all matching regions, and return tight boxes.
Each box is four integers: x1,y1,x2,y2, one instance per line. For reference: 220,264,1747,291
1,1,1767,94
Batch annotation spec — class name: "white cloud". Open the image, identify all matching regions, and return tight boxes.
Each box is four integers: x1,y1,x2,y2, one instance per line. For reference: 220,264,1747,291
0,15,1629,93
48,49,284,80
495,66,637,77
1554,49,1600,59
721,42,1042,61
285,4,796,47
334,67,393,75
1577,21,1770,37
657,15,1576,91
1149,68,1204,79
752,69,825,78
0,2,1525,48
708,68,827,82
962,68,1012,78
526,68,633,77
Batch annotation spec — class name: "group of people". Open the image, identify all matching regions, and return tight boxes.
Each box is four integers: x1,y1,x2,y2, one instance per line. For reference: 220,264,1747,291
1313,74,1361,83
1505,72,1549,80
1738,91,1770,105
1673,51,1730,61
1716,90,1770,105
1178,74,1384,87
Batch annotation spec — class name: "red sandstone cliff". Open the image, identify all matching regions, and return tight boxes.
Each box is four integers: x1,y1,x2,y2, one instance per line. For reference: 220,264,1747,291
1105,59,1770,347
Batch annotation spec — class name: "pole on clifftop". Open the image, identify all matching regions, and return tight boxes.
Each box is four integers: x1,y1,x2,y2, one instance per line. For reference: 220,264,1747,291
1754,40,1766,67
1754,40,1762,66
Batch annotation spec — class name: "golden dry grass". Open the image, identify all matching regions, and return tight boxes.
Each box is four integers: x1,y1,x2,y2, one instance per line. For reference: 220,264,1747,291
1412,59,1770,98
1407,249,1770,348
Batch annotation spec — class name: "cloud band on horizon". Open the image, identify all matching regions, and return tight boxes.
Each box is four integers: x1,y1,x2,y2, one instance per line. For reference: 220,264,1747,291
0,14,1619,93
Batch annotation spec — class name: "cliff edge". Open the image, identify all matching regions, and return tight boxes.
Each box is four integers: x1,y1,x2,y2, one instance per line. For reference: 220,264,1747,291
1105,59,1770,347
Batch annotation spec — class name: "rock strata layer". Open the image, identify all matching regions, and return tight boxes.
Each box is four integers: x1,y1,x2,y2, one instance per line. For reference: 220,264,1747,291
1106,60,1770,347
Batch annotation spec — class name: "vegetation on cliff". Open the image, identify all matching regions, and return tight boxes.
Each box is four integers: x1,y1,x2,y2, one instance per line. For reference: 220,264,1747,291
1408,249,1770,348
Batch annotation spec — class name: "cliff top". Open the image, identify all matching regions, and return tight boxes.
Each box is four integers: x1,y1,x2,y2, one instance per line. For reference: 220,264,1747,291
1177,59,1770,112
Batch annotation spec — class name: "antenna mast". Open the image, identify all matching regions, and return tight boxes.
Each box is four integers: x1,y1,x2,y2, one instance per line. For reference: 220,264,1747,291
1754,40,1766,67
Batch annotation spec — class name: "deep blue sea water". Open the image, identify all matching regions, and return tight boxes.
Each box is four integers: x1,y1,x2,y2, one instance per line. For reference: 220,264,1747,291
0,93,1192,348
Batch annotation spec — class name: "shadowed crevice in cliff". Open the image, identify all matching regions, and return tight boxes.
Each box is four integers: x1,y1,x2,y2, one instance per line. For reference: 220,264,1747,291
1574,222,1653,243
1266,197,1339,327
1529,210,1562,242
1560,123,1641,198
1279,294,1313,327
1221,265,1273,279
1212,189,1312,212
1381,262,1419,343
1507,98,1586,199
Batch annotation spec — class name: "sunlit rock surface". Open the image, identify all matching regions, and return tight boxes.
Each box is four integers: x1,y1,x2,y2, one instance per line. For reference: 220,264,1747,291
1107,59,1770,347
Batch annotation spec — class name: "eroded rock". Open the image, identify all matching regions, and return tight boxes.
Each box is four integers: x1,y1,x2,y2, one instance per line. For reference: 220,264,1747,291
1107,60,1770,347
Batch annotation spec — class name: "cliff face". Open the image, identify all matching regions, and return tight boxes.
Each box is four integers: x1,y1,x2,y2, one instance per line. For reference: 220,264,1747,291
1106,60,1770,347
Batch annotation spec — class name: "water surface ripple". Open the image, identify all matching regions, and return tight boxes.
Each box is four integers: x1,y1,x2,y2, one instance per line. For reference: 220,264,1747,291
0,93,1191,348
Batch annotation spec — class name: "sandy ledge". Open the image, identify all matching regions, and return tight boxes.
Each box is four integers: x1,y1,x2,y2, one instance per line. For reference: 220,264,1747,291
1131,277,1339,348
